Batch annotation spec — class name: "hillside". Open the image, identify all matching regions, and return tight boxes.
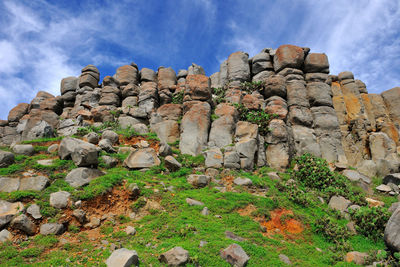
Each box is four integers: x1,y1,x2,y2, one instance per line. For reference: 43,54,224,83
1,44,400,266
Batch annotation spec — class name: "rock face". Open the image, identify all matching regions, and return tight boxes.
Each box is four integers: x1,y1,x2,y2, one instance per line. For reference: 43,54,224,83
385,208,400,251
1,43,400,177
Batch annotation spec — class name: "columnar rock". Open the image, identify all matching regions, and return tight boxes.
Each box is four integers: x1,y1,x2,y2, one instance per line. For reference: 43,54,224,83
183,74,211,103
115,65,138,86
180,102,211,156
208,103,238,148
158,67,177,105
188,63,205,75
227,52,250,83
265,119,289,170
381,87,400,131
235,121,258,169
8,103,29,124
250,51,273,77
138,81,158,115
273,44,305,73
150,104,181,144
140,68,157,83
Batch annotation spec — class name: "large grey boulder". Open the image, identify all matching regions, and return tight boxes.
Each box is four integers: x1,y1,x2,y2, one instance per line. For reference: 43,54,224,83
0,200,24,229
304,53,329,73
40,223,65,235
106,248,139,267
99,139,116,153
19,176,49,191
50,191,70,209
59,137,99,167
342,170,370,184
65,168,104,188
208,116,235,148
159,246,189,266
180,102,211,156
164,156,182,172
12,144,34,156
227,52,250,82
102,130,119,145
10,214,36,235
385,208,400,251
220,243,250,267
0,177,20,192
0,151,14,168
123,148,160,169
306,82,333,107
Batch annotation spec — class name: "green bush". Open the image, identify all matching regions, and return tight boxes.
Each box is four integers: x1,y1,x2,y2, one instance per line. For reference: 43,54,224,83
172,90,184,104
315,217,349,243
213,87,226,104
240,81,265,93
233,103,276,136
350,206,390,241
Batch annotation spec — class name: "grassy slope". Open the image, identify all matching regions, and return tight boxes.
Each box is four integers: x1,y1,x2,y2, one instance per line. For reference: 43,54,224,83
0,138,393,266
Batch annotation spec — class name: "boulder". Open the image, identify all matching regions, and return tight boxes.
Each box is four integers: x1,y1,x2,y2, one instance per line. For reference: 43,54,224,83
99,139,116,153
188,63,205,75
224,151,240,169
123,148,160,169
86,132,99,144
101,155,118,168
164,156,182,172
40,223,65,235
227,51,250,82
0,200,24,229
236,139,258,169
0,151,14,168
304,53,329,73
328,196,351,212
27,204,42,219
10,214,36,235
0,177,20,192
274,44,304,72
8,103,29,122
220,243,250,267
235,121,258,140
159,247,189,266
266,143,290,171
140,68,157,82
106,248,139,267
265,96,288,120
279,254,292,265
187,175,211,188
205,148,223,168
307,82,333,107
102,130,119,145
115,65,138,86
0,229,13,243
60,77,78,94
12,144,34,156
384,173,400,186
19,176,49,191
180,102,211,156
233,177,253,186
344,251,368,265
381,87,400,126
184,74,211,102
385,207,400,252
65,168,104,188
59,137,99,167
186,198,204,206
209,116,235,148
50,191,70,209
369,132,396,161
151,120,179,144
264,75,286,99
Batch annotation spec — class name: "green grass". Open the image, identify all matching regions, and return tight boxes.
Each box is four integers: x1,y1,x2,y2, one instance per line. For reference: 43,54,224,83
21,136,63,144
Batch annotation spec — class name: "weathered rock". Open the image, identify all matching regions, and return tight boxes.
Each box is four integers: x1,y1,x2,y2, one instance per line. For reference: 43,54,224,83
384,173,400,186
116,65,138,86
0,200,24,228
27,204,42,219
186,198,204,206
86,132,99,144
0,177,20,192
187,175,211,188
307,82,333,107
19,176,49,191
159,246,189,266
12,144,34,156
180,102,211,156
376,184,392,193
61,77,78,94
164,156,181,172
0,229,13,243
236,139,257,169
266,143,290,171
304,53,329,73
123,148,160,169
357,160,377,178
264,75,286,99
151,120,179,144
369,132,396,161
50,191,70,209
342,170,370,183
220,243,250,267
233,177,253,186
8,103,29,122
205,148,223,168
227,52,250,82
140,68,157,83
328,196,351,212
274,44,304,72
65,168,104,188
102,130,119,145
0,151,14,168
10,214,36,235
279,254,292,265
381,87,400,127
265,96,288,119
99,139,117,153
224,151,241,169
72,209,87,224
345,251,368,265
106,248,139,267
40,223,65,235
235,121,258,140
385,207,400,252
101,155,118,168
59,137,99,167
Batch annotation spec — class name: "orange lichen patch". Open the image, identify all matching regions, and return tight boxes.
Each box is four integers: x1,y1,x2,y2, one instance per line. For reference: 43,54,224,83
343,94,362,123
382,123,400,146
221,175,235,191
119,135,160,152
237,204,257,217
331,82,343,96
261,209,304,238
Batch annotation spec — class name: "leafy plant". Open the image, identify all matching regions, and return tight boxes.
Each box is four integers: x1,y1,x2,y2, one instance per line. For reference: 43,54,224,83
233,103,276,136
213,87,226,104
350,206,390,241
172,90,184,104
315,217,349,243
240,81,265,93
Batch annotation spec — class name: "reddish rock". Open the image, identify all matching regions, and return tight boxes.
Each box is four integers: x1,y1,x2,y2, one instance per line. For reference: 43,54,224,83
115,65,138,86
156,104,182,121
184,74,211,102
40,96,63,115
215,103,238,118
8,103,29,122
304,53,329,73
77,110,92,120
242,94,261,110
265,96,288,119
157,67,177,90
273,44,305,72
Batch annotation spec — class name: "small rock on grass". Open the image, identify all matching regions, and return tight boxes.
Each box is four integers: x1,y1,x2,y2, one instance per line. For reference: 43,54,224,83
11,214,36,235
201,207,209,216
40,223,65,235
220,243,250,267
50,191,71,209
186,198,204,206
126,226,136,235
233,177,253,186
279,254,292,265
106,248,139,267
27,204,42,219
0,229,13,243
159,246,189,266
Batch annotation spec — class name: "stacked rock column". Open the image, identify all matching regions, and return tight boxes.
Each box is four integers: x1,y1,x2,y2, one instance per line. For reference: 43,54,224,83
304,53,346,163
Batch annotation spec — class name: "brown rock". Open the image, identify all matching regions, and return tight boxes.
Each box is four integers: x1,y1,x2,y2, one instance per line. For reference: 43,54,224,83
8,103,29,122
156,104,182,121
274,44,305,72
242,94,261,110
304,53,329,73
265,96,288,119
116,65,138,86
184,74,211,102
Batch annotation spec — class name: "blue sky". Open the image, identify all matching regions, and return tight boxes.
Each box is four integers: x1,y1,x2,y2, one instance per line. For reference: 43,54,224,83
0,0,399,120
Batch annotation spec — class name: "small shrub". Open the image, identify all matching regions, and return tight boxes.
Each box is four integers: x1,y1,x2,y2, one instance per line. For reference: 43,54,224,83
131,197,147,212
213,87,226,104
68,224,80,233
176,154,204,168
20,247,42,258
233,103,276,136
315,217,349,243
172,90,184,104
350,206,390,241
240,81,265,93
